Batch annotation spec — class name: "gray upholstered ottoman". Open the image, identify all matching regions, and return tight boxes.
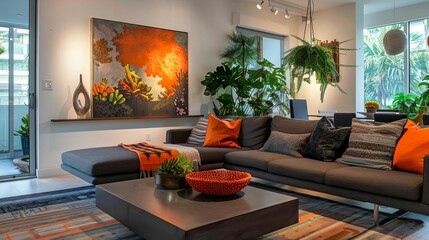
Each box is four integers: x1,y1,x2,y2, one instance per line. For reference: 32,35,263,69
61,146,140,185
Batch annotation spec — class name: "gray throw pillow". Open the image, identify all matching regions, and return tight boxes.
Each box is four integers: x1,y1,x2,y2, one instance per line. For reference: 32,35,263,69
187,118,208,145
336,118,407,170
262,131,310,157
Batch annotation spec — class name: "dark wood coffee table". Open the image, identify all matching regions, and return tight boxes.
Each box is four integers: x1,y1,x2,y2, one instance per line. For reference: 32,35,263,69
96,178,298,240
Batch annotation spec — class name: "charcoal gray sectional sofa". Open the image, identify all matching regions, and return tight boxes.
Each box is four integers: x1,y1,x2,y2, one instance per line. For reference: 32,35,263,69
61,115,429,217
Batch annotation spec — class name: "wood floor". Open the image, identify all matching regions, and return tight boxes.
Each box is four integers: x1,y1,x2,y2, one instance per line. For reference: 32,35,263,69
0,175,428,239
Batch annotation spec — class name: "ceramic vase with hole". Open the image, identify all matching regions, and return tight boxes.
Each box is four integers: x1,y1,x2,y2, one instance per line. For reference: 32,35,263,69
72,74,91,118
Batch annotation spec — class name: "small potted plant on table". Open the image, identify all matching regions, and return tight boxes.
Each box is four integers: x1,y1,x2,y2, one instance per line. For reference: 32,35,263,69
364,101,380,113
154,153,194,189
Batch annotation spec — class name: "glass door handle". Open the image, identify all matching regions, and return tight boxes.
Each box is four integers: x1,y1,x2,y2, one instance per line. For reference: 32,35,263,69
29,93,35,109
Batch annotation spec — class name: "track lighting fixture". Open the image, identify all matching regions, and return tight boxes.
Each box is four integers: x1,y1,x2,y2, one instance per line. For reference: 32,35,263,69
271,7,279,15
255,0,307,19
284,9,290,18
256,0,264,10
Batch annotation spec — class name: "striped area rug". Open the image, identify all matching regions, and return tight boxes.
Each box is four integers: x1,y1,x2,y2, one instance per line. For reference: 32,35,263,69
0,185,423,240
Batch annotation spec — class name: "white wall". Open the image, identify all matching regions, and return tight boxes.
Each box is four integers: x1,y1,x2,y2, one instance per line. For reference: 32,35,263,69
365,1,429,28
295,3,359,114
37,0,299,177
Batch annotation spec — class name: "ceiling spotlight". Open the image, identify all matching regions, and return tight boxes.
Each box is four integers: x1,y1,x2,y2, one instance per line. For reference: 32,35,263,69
256,0,264,10
271,7,279,15
284,9,290,19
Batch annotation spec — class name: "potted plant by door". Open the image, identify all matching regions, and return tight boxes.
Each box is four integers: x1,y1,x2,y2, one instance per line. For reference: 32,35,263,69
14,114,29,158
153,153,194,189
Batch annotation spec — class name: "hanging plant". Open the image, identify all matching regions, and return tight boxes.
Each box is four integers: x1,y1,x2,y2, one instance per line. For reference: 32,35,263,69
282,0,355,102
283,36,344,102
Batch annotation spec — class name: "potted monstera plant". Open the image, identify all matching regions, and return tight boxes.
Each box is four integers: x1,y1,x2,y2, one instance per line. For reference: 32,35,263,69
390,92,425,124
154,153,194,189
201,31,289,116
14,114,29,157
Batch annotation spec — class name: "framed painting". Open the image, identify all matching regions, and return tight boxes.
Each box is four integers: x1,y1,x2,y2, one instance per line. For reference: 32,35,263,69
91,18,188,118
318,39,340,83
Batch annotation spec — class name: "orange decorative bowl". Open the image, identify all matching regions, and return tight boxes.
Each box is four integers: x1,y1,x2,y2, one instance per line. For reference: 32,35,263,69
185,170,251,196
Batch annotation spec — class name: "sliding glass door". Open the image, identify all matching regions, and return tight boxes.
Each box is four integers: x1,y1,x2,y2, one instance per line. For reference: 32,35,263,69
0,0,35,179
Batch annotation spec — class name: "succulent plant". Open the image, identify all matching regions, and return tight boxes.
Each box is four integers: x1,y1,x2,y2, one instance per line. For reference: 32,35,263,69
154,153,194,176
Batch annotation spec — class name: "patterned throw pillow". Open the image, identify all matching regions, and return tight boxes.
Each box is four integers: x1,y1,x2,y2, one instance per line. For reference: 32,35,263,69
301,117,351,162
262,131,310,158
336,118,407,170
187,118,208,145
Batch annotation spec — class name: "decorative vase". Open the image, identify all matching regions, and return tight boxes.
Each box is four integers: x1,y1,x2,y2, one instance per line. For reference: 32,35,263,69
72,74,91,118
154,173,186,189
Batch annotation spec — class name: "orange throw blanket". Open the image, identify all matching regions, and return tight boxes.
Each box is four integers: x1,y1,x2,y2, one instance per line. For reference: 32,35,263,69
119,142,180,171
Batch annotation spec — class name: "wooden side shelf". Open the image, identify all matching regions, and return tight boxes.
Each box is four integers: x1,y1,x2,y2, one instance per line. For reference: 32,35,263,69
51,115,203,122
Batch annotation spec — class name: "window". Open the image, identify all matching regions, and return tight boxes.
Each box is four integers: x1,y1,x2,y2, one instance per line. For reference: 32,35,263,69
236,27,284,67
364,19,429,108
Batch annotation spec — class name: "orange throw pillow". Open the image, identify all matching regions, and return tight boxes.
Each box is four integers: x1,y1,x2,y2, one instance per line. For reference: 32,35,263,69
203,113,242,148
393,120,429,174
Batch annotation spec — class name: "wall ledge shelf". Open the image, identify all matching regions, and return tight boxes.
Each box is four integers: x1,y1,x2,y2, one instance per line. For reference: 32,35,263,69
51,115,203,122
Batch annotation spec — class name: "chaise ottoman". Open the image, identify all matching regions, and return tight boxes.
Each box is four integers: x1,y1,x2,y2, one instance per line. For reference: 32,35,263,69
61,146,141,185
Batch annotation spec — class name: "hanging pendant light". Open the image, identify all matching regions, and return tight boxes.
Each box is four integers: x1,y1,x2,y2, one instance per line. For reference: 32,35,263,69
383,0,406,55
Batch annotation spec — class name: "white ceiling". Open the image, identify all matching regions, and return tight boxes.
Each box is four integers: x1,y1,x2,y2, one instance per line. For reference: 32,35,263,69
1,0,429,27
273,0,429,14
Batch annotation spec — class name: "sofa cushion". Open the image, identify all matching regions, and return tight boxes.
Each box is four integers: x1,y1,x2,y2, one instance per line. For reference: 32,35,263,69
225,150,289,171
336,118,406,170
262,131,310,157
61,146,140,177
268,158,347,183
325,167,422,201
177,143,246,165
238,116,272,149
301,117,351,161
271,115,318,134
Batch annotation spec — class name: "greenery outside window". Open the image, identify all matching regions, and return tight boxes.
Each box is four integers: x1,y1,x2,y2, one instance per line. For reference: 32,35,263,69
364,19,429,108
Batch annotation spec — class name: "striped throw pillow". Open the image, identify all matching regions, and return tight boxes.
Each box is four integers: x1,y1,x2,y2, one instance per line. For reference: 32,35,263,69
336,118,406,170
187,118,209,145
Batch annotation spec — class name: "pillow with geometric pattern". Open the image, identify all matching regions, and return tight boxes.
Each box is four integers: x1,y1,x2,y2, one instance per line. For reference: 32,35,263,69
336,118,407,170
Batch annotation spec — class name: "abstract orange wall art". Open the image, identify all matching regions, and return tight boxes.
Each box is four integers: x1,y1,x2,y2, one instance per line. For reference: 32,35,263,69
91,18,188,117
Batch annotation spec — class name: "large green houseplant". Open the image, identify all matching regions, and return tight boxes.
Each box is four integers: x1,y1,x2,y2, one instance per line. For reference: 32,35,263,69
201,31,289,116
